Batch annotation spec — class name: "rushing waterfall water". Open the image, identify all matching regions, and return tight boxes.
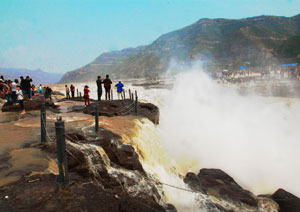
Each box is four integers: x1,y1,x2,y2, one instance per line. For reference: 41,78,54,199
54,65,300,211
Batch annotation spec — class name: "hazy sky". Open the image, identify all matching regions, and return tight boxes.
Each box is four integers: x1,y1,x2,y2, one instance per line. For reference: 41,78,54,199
0,0,299,74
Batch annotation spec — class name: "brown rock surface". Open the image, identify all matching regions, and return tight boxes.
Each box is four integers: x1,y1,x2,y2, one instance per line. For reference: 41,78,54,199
184,168,257,207
2,95,59,112
0,174,166,212
68,100,160,124
271,189,300,212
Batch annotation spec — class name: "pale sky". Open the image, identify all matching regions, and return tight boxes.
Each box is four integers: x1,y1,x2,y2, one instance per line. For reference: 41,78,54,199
0,0,299,73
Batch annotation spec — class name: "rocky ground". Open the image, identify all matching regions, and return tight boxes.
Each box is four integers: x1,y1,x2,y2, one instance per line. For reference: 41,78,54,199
1,93,300,212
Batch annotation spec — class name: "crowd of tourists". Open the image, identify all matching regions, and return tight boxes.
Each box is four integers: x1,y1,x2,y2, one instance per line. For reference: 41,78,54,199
0,74,126,113
0,75,54,114
64,75,124,106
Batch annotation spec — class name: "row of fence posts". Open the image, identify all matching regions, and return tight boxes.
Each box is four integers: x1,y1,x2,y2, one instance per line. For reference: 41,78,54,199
40,89,138,187
73,87,138,101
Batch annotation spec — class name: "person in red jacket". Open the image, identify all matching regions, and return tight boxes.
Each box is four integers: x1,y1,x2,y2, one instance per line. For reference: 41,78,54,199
84,85,90,106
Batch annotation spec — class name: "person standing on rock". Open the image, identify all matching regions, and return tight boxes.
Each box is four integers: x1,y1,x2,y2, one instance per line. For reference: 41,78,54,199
16,86,25,114
65,85,70,99
22,76,32,100
103,75,112,100
6,80,12,105
38,84,43,93
31,84,35,97
45,87,53,101
70,84,75,98
20,76,26,96
115,81,124,100
0,79,11,105
84,85,90,106
96,76,104,101
11,79,18,104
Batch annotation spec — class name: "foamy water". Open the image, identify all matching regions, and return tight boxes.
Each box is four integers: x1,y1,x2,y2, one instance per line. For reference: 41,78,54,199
56,66,300,210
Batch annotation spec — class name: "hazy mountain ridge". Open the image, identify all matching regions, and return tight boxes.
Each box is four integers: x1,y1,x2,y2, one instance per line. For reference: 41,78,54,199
0,68,63,84
61,14,300,82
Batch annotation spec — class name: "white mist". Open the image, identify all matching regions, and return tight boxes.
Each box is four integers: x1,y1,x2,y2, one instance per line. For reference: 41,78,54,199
159,64,300,196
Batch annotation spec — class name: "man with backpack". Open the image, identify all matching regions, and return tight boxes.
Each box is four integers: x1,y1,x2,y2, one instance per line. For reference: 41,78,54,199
103,75,112,100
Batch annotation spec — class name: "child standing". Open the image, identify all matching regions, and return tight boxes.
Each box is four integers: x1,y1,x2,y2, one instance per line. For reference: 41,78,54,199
84,85,90,106
16,86,25,114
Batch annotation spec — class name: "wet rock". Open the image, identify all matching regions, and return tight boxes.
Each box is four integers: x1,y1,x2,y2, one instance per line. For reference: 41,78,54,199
1,95,59,112
184,168,257,207
113,144,144,172
138,102,160,124
66,130,144,173
38,132,171,211
52,91,65,96
0,173,167,212
68,100,160,124
271,189,300,212
183,172,205,193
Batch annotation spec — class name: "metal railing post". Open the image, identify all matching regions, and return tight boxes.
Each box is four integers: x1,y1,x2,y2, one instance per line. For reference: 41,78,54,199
40,106,47,143
135,91,138,115
80,92,82,101
129,89,131,100
55,116,69,186
76,89,79,97
95,104,99,132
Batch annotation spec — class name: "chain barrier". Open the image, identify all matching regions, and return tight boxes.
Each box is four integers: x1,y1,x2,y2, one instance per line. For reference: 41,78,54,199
97,101,135,115
41,114,56,142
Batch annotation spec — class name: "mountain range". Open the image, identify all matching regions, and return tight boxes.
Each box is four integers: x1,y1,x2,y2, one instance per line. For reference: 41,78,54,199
0,68,63,84
60,14,300,83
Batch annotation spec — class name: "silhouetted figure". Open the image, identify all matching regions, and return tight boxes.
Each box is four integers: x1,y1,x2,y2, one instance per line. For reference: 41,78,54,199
96,76,104,101
20,76,25,96
103,75,112,100
22,76,32,99
70,84,75,98
45,87,52,100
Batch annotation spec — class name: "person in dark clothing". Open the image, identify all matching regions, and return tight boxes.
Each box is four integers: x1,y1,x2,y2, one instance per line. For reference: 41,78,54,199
96,76,104,101
103,75,112,100
24,76,32,99
45,87,53,100
31,84,35,97
20,76,26,97
70,84,75,98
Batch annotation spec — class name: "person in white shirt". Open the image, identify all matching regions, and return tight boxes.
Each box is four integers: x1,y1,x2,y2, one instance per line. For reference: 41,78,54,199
11,79,18,104
16,86,25,114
